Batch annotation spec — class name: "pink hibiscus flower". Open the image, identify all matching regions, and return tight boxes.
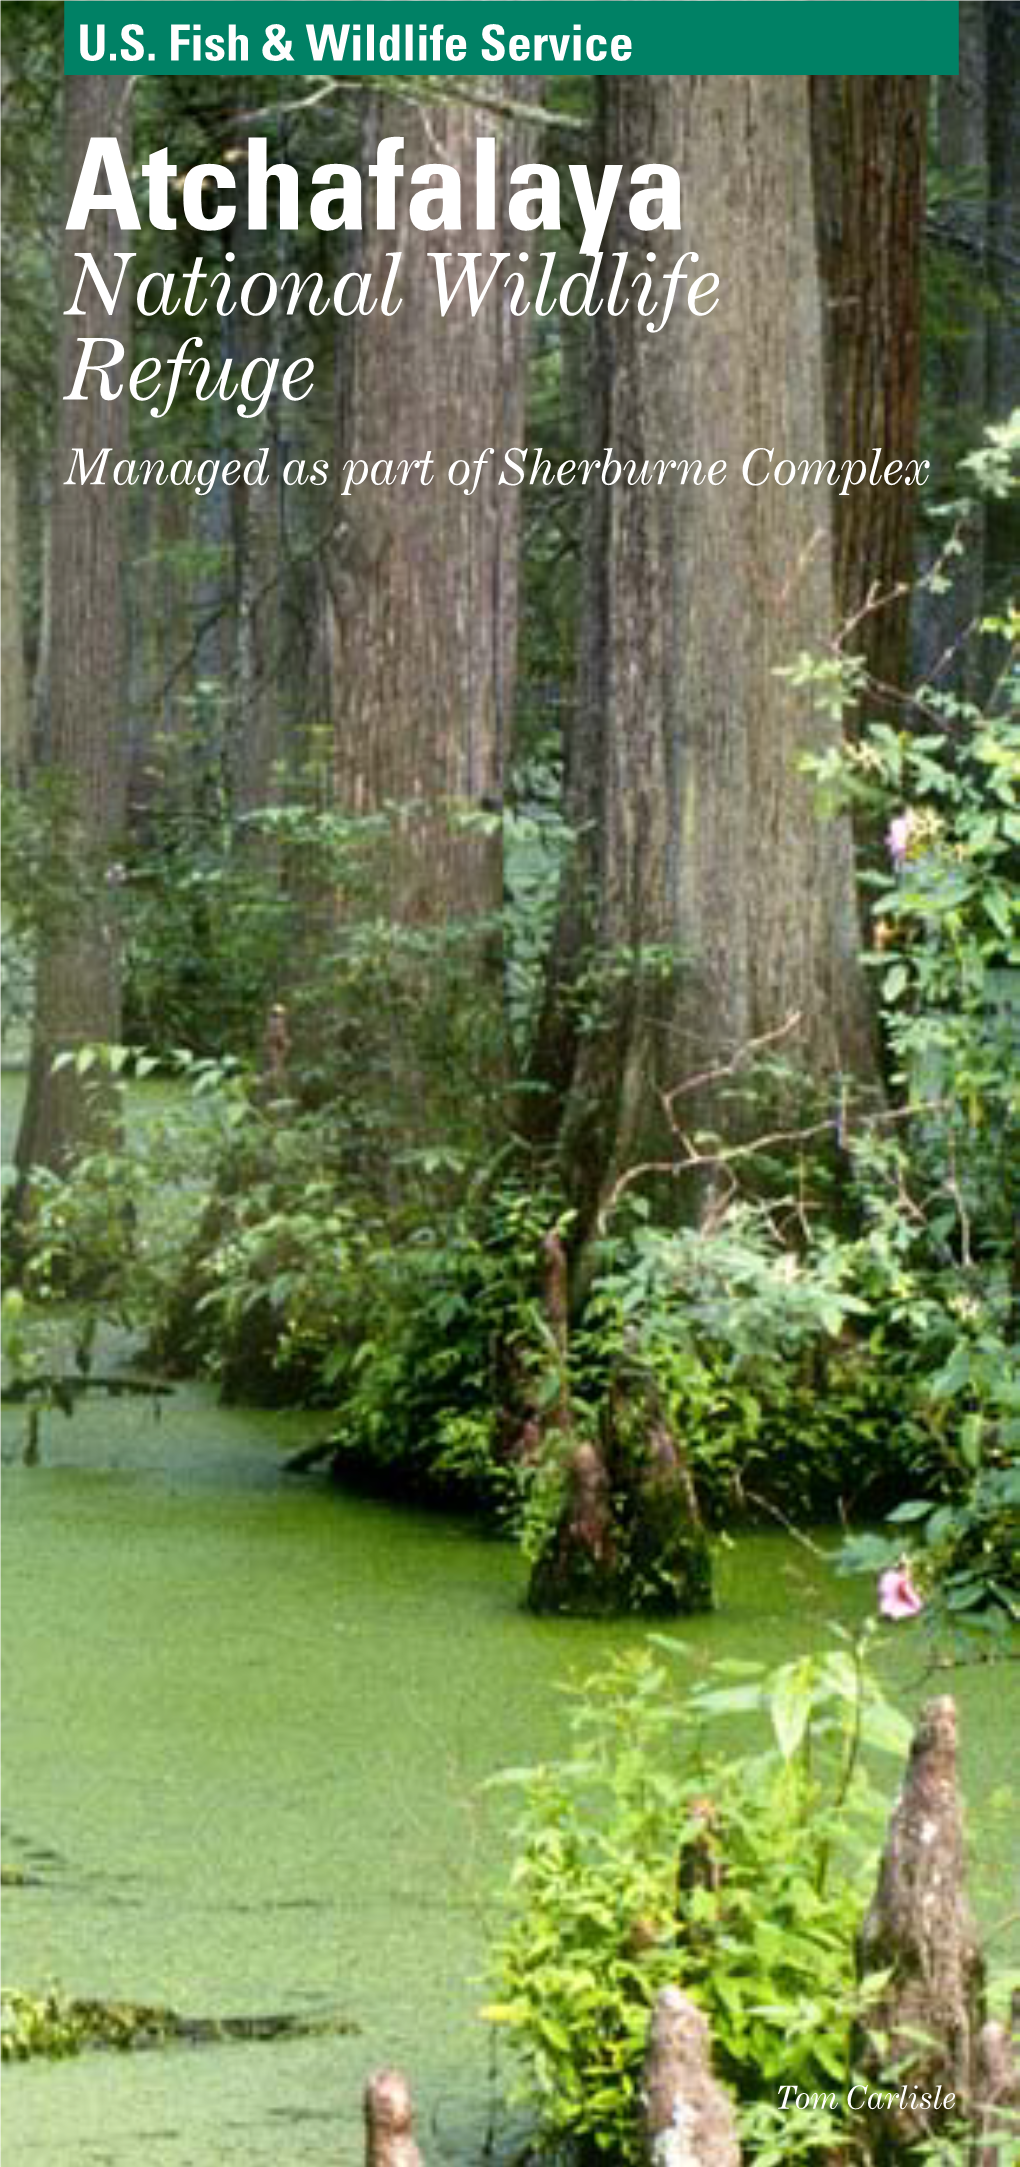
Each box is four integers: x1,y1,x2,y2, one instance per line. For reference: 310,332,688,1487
878,1566,924,1620
886,812,915,869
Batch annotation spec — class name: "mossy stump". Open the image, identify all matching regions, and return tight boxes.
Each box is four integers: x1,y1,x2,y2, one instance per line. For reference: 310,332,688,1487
527,1428,713,1618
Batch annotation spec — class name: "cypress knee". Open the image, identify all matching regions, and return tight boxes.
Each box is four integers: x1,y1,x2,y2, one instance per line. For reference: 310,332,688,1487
856,1696,983,2155
641,1985,742,2166
363,2068,423,2167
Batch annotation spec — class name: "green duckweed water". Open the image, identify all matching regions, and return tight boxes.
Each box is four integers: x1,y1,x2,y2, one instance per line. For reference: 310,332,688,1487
3,1075,1018,2164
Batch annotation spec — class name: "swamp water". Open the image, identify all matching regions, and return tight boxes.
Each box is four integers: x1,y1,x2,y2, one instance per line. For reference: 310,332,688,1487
2,1090,1018,2164
4,1395,1018,2166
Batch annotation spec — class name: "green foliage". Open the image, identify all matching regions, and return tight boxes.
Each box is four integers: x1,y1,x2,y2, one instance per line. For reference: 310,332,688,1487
1,1990,99,2063
804,437,1018,1276
0,2,62,456
566,1208,935,1525
957,415,1020,505
2,771,103,943
4,773,575,1495
1,1288,43,1391
16,1037,561,1504
0,923,33,1051
0,1987,354,2061
485,1637,909,2164
503,760,576,1053
858,697,1017,1267
838,1459,1020,1647
787,551,1020,1616
529,572,1017,1549
9,1047,250,1333
116,710,310,1057
921,1297,1020,1476
42,1062,372,1399
123,826,291,1061
316,1176,564,1503
0,751,287,1065
811,697,1016,1180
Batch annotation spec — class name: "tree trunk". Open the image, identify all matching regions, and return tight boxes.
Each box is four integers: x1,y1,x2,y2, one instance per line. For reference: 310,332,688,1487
810,76,927,704
538,77,876,1246
312,87,537,1160
12,78,131,1205
1,441,30,785
227,131,290,832
232,455,283,828
1,48,33,784
328,86,535,918
910,20,992,697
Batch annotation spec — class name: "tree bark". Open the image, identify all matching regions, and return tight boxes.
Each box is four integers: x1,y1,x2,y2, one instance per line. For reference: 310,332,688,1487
328,86,536,922
912,22,989,696
536,77,876,1245
1,440,30,785
12,77,132,1206
810,76,927,703
911,13,1017,696
310,86,538,1160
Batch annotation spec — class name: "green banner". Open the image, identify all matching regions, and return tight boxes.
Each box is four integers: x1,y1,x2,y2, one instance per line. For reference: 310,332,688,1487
65,3,959,77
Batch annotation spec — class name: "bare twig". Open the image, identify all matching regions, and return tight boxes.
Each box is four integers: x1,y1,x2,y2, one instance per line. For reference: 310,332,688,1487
597,1009,960,1236
741,1493,831,1558
661,1012,805,1113
234,76,580,131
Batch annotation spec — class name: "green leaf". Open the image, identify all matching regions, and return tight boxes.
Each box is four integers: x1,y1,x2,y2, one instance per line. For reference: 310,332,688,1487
983,888,1016,943
769,1664,812,1761
697,1658,765,1680
959,1413,984,1471
858,1699,914,1757
945,1579,985,1611
691,1683,764,1717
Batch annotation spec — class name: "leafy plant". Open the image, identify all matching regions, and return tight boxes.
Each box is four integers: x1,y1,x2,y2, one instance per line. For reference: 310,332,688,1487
570,1208,934,1524
805,599,1019,1284
327,1176,567,1501
7,1045,250,1338
119,710,293,1058
485,1635,910,2164
838,1460,1020,1647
